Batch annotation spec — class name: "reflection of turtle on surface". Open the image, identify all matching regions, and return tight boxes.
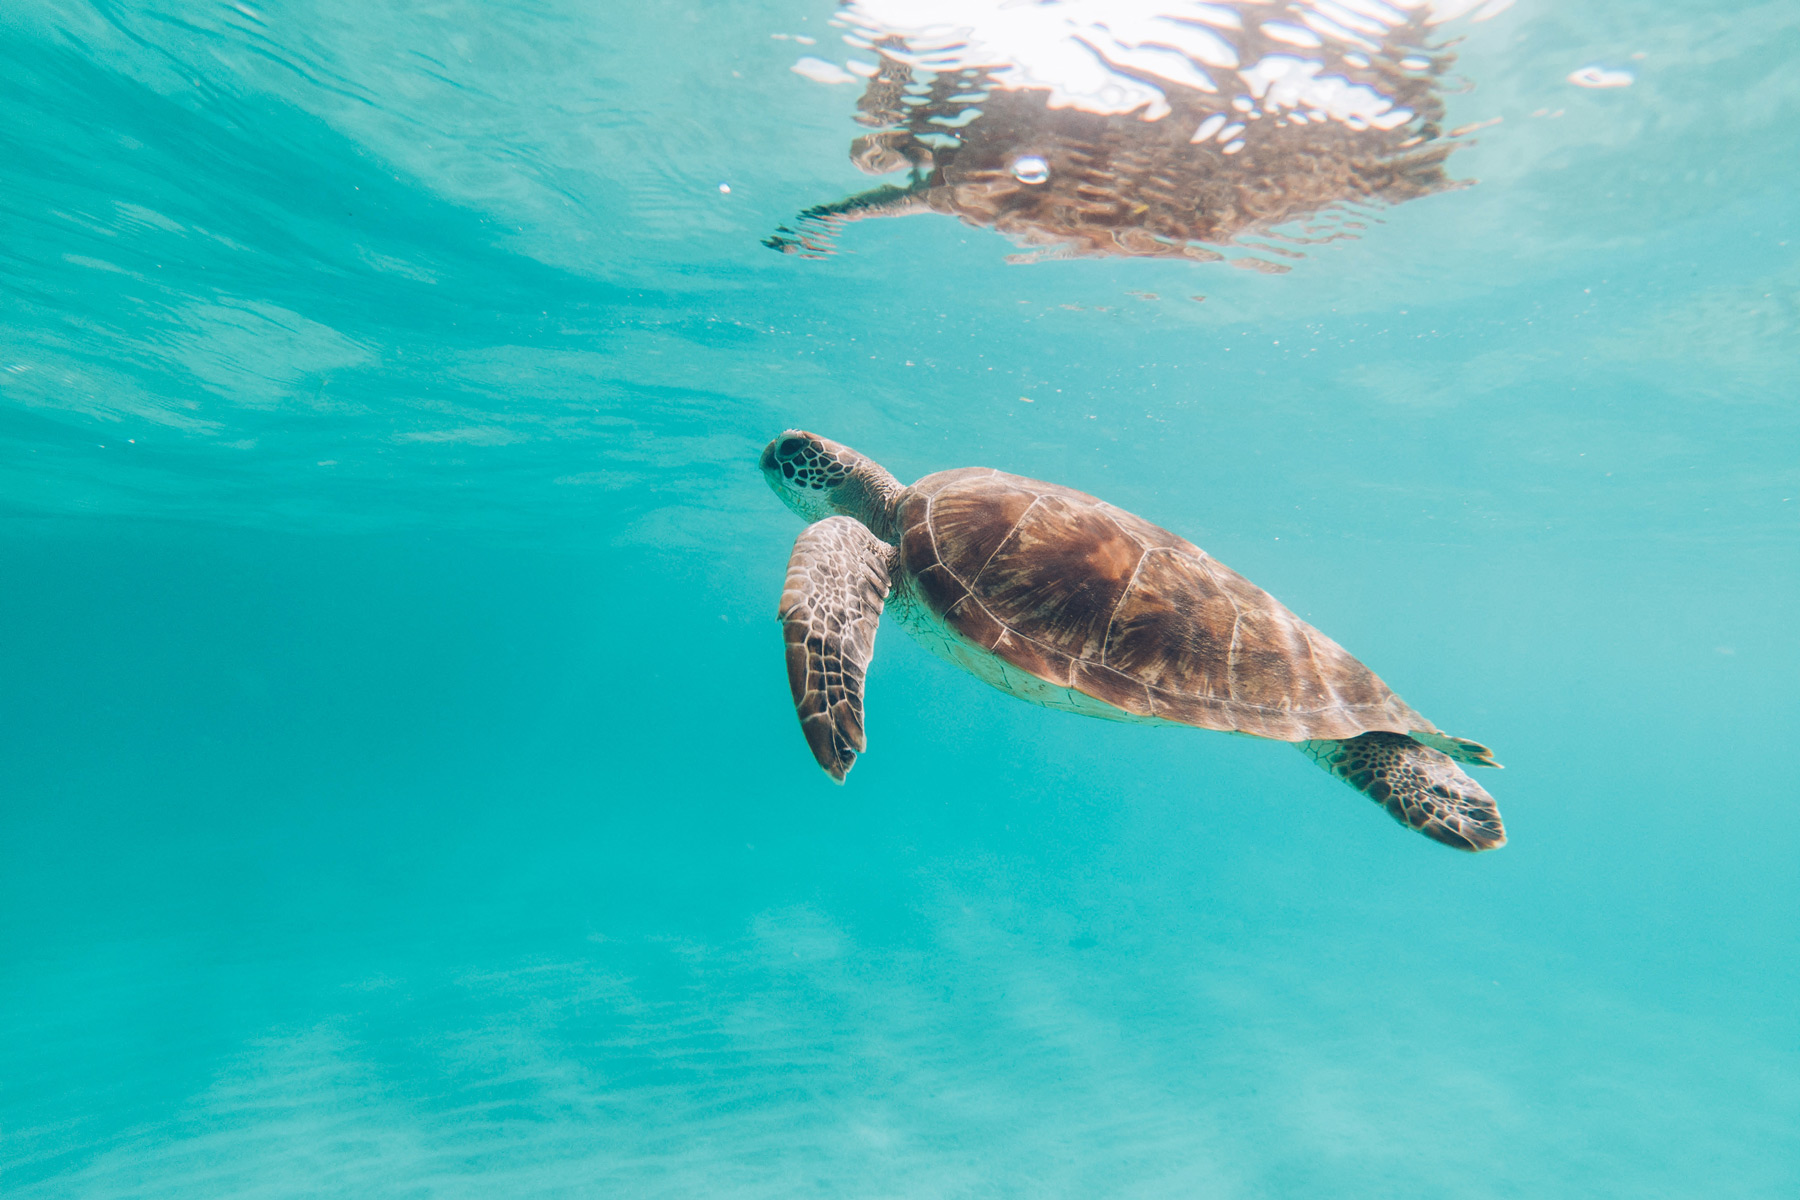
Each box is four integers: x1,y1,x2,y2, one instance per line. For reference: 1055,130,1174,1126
763,431,1507,852
768,19,1462,262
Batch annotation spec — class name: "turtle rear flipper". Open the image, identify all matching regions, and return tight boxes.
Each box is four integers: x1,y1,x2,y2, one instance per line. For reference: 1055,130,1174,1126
1301,732,1508,852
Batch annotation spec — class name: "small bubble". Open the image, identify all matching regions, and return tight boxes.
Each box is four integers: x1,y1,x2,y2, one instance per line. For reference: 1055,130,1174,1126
718,183,731,194
1011,155,1050,185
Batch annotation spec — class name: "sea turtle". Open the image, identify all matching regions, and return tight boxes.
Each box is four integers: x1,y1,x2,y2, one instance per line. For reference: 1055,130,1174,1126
762,430,1506,852
768,1,1464,262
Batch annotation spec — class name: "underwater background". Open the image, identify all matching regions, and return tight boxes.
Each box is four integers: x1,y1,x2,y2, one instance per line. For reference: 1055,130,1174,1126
3,0,1797,1195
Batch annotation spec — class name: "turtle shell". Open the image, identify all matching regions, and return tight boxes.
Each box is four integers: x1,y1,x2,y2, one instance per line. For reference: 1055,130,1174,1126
895,468,1436,743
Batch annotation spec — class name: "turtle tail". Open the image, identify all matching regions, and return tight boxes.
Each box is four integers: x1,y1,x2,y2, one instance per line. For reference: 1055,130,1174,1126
1408,730,1503,769
1299,732,1507,852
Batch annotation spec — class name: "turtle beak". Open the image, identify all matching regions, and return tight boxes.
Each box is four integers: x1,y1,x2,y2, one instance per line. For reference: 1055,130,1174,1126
759,439,779,474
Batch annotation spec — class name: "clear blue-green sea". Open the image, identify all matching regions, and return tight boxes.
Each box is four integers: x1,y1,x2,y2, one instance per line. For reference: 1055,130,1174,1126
3,1,1797,1196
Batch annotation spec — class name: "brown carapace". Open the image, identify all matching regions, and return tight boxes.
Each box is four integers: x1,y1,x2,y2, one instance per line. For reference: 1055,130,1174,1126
762,431,1506,852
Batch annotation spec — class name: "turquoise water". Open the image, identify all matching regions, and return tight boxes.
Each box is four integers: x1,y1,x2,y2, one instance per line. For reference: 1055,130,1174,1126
4,0,1798,1195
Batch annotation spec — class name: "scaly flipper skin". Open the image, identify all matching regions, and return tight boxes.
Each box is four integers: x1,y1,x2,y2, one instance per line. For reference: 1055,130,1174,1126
778,517,895,781
1300,732,1507,852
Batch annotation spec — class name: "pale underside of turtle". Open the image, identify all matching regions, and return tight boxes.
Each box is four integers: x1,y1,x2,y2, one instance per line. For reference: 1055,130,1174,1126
761,430,1506,852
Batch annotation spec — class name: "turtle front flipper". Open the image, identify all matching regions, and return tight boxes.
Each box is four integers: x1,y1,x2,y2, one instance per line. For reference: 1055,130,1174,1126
778,517,896,782
763,180,934,257
1300,732,1508,852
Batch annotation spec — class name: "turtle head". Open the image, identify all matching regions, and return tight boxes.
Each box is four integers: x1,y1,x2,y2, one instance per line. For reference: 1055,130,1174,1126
761,429,901,539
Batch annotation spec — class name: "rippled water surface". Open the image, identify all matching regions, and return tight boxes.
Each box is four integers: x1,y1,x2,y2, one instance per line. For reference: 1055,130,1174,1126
3,1,1797,1196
